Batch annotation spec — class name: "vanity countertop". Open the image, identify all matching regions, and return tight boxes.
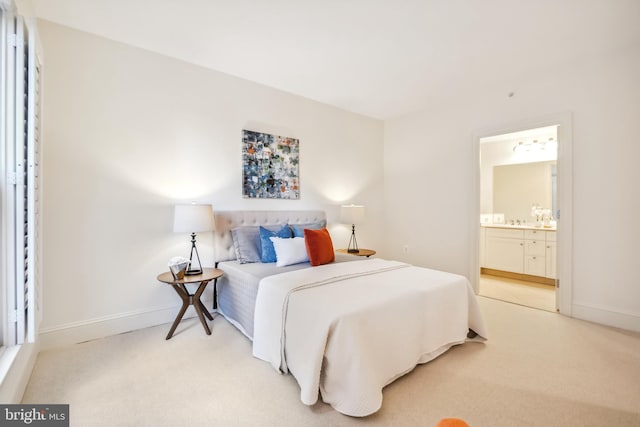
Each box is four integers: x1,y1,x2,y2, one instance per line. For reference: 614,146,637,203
481,223,556,231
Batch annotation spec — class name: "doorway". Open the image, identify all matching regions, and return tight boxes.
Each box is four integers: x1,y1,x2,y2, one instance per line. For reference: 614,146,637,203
474,119,572,312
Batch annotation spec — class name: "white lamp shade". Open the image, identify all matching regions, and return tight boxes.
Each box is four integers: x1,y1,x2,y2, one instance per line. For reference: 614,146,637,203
173,204,215,233
340,204,365,224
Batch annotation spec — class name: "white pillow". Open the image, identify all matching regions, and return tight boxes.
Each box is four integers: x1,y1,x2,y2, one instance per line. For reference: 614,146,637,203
270,237,309,267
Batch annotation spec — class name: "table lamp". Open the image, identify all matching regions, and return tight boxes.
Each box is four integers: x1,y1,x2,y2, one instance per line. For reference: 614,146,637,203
173,204,215,275
340,204,365,253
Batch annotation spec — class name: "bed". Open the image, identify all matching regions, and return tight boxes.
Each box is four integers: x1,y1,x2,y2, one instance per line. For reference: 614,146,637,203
213,210,487,417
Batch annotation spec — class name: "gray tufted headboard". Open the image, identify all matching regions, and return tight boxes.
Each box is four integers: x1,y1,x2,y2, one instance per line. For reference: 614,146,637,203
213,210,326,263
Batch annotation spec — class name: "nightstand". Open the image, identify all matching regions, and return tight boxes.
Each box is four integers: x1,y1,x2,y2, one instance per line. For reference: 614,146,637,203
336,248,376,258
157,268,223,340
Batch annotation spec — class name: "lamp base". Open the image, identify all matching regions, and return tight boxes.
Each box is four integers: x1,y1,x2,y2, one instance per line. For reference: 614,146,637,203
347,224,359,253
185,232,203,276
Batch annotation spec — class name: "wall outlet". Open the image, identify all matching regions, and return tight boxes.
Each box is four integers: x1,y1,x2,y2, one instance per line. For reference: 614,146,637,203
403,245,409,253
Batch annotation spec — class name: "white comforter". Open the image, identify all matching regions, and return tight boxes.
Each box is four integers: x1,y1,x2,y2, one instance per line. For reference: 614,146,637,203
252,259,487,417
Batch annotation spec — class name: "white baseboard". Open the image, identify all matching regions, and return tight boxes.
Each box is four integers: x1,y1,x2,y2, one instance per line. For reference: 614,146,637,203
572,302,640,333
38,297,214,350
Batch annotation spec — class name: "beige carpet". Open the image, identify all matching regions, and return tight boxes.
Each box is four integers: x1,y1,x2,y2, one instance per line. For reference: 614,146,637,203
479,274,556,312
22,297,640,426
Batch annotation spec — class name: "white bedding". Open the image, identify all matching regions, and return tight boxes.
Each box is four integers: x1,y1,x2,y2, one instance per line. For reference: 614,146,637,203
216,253,364,339
252,258,487,417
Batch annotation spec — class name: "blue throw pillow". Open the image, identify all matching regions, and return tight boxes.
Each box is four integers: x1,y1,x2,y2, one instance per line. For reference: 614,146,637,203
232,224,286,264
291,221,326,237
259,225,292,262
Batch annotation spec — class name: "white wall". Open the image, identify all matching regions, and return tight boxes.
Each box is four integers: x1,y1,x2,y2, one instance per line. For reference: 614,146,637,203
33,17,640,347
384,44,640,331
38,21,384,347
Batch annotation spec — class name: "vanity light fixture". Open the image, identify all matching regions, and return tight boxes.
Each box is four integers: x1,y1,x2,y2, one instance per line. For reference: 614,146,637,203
513,141,526,153
513,139,550,153
173,203,215,275
546,137,558,151
531,139,544,152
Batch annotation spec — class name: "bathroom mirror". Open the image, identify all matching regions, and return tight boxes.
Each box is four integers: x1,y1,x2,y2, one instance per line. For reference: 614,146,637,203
493,160,556,224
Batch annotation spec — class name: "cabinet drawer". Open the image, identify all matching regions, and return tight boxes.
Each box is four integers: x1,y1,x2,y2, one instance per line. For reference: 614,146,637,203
546,231,557,242
524,229,546,240
486,228,524,239
524,239,545,256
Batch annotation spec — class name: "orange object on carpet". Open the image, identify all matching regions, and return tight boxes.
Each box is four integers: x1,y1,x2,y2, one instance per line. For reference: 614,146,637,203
436,418,469,427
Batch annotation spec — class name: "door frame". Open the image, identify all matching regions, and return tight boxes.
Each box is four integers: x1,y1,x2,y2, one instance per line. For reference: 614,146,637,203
470,112,573,315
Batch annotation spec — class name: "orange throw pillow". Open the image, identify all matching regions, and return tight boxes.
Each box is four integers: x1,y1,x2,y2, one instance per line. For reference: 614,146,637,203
303,228,335,266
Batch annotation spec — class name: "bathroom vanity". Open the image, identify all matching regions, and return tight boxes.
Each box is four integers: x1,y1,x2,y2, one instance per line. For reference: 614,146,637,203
480,224,556,284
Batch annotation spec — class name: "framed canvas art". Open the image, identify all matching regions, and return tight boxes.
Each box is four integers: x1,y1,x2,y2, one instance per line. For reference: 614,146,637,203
242,129,300,199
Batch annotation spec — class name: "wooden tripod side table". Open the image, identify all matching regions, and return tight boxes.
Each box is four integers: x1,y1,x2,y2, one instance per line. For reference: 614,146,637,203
336,248,376,258
156,267,223,340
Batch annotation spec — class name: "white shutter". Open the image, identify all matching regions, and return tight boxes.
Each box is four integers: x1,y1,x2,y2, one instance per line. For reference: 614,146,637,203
2,6,19,347
2,10,42,346
26,19,42,342
14,15,27,344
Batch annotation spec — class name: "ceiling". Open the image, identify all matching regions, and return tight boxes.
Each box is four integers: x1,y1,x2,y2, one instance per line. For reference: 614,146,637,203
30,0,640,120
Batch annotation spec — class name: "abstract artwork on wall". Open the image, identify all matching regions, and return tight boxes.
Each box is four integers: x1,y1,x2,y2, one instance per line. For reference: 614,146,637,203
242,129,300,199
